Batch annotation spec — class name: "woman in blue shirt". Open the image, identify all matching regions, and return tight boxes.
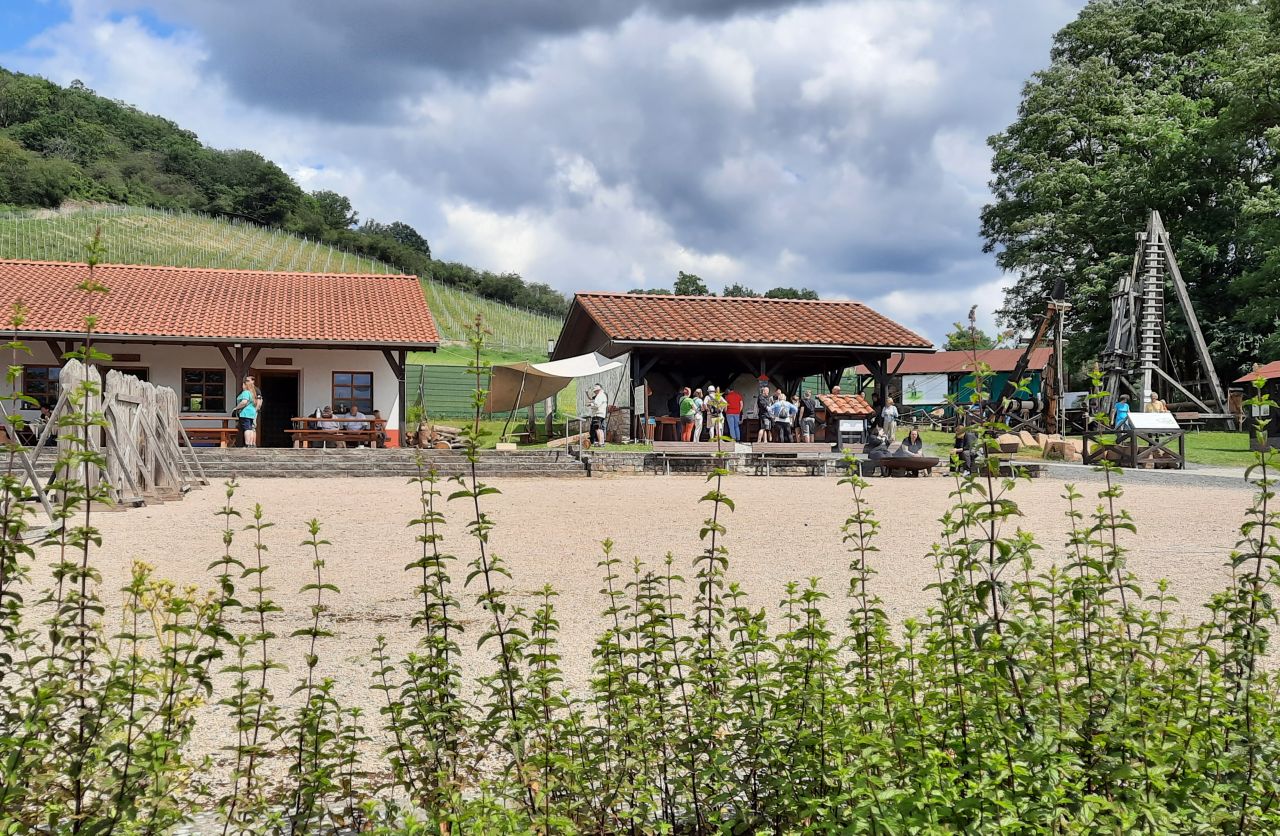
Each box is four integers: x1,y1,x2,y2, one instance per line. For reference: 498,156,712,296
1111,394,1131,429
235,375,262,447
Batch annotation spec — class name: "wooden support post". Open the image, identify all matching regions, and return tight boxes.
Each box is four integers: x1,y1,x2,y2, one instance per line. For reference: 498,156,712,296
382,348,408,446
44,339,69,364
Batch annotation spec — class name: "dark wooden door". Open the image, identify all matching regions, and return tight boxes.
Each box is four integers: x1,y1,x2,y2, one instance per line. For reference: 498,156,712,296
255,371,299,448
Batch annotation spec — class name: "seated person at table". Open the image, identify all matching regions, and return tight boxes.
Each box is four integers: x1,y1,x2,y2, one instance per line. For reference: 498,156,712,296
952,425,979,473
370,409,387,448
316,406,343,448
342,403,369,446
342,403,366,430
897,428,924,456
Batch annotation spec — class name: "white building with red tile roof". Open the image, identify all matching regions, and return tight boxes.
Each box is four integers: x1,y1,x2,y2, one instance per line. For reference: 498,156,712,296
0,260,438,447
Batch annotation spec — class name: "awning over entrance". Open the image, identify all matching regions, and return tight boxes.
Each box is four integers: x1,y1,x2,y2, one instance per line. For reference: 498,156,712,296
485,352,623,413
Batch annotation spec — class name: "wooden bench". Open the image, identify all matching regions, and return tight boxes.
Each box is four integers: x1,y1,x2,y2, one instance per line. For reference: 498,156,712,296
290,417,386,448
180,417,240,447
651,440,734,474
286,429,381,448
747,442,837,476
183,427,240,447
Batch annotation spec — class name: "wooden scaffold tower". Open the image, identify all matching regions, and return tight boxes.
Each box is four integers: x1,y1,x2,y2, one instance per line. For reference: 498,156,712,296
1100,210,1229,418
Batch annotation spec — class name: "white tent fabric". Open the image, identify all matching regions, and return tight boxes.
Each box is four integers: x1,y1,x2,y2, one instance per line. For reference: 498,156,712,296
484,352,623,413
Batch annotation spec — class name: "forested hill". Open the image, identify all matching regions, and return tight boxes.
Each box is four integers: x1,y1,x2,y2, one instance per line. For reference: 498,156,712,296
0,67,568,317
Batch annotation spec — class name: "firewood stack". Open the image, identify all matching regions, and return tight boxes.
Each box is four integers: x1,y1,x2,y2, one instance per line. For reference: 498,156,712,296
415,422,466,450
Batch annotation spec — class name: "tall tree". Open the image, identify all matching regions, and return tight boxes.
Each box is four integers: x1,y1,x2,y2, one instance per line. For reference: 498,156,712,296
722,282,759,298
943,320,998,352
673,271,710,295
763,287,818,300
385,220,430,258
982,0,1269,378
307,190,358,231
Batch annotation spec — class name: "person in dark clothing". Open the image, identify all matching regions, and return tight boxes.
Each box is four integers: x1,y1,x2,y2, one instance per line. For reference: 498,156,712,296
864,425,889,475
952,425,980,474
756,386,773,443
898,428,924,455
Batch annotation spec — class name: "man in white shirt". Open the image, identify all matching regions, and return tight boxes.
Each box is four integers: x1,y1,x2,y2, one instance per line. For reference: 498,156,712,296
342,403,367,432
590,384,608,446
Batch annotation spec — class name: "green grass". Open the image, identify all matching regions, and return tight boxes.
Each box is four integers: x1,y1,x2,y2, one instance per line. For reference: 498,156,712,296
410,346,549,366
0,204,561,352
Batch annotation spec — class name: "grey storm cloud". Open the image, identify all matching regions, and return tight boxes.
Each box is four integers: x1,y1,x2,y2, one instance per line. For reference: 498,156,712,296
122,0,828,119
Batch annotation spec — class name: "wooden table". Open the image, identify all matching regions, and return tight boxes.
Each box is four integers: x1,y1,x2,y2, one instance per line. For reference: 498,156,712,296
654,416,680,442
180,416,240,447
289,417,386,448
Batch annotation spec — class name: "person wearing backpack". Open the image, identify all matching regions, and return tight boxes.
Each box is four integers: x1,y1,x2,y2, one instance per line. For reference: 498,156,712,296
770,391,793,443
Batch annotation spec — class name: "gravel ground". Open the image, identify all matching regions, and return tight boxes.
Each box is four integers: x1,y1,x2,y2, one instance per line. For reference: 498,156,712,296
30,470,1260,791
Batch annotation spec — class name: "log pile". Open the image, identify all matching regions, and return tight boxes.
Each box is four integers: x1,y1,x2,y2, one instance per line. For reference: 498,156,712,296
415,422,466,450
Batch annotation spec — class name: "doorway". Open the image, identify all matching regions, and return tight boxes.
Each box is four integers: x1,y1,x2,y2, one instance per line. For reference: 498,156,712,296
254,370,299,448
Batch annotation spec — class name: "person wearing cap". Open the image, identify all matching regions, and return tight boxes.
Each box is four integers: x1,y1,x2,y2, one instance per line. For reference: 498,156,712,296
705,386,727,440
589,383,608,446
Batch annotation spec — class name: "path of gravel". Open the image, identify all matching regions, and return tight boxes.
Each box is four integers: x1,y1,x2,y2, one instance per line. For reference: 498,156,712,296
33,470,1259,788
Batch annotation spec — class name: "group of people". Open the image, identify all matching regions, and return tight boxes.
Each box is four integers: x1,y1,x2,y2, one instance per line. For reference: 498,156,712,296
664,384,838,444
673,385,737,442
753,386,822,443
1107,391,1168,431
308,403,386,448
229,375,385,448
862,425,926,470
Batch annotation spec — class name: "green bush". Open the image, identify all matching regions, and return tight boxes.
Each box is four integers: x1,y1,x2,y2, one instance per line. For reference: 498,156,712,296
3,305,1280,833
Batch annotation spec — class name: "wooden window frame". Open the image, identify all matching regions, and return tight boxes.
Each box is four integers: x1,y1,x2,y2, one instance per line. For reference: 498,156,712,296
22,365,61,410
181,368,228,414
332,370,374,414
98,366,151,382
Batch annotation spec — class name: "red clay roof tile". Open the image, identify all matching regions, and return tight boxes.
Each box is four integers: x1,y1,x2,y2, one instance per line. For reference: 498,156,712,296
1235,361,1280,383
573,292,931,349
0,260,438,346
817,392,875,417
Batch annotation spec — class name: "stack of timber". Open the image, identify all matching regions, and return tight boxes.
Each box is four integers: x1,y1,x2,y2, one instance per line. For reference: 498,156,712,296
415,422,466,450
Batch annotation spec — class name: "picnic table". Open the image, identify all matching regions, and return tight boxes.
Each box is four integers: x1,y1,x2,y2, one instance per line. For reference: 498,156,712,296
180,416,240,447
748,442,837,476
287,416,386,448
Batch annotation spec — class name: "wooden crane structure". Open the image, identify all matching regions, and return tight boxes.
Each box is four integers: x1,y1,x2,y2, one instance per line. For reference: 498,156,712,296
990,277,1069,435
1100,210,1229,418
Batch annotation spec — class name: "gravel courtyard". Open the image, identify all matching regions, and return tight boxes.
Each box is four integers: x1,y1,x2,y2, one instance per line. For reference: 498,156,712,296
35,469,1260,782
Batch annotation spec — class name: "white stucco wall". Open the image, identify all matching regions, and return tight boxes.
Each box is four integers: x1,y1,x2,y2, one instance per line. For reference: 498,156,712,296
3,341,406,443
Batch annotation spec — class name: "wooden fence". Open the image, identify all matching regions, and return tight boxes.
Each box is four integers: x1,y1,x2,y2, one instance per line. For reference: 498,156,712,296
27,360,207,509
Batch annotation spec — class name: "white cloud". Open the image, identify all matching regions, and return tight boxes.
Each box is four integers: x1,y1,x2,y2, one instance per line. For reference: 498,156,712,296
2,0,1085,344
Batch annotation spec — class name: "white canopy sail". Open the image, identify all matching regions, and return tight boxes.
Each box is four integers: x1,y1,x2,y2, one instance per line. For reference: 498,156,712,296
484,352,623,413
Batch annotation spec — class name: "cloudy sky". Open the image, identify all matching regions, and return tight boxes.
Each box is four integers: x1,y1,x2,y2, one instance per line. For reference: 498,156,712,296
1,0,1084,343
